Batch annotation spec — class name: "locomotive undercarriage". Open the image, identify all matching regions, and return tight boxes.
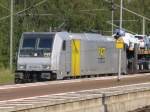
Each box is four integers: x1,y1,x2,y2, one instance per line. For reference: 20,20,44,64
15,71,57,84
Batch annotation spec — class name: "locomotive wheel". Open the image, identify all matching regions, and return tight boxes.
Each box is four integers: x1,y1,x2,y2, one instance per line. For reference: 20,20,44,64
51,73,57,80
32,74,37,82
15,78,23,84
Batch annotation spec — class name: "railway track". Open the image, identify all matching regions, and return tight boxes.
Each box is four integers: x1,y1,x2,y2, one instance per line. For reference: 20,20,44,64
0,73,149,101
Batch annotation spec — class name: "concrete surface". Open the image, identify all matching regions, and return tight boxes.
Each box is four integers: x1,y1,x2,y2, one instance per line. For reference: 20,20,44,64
0,82,150,112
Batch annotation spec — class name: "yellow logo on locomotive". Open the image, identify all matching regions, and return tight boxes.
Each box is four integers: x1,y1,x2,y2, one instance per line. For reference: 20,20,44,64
98,47,106,58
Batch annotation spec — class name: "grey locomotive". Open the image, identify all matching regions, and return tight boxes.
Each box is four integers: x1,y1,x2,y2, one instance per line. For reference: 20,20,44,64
15,32,127,83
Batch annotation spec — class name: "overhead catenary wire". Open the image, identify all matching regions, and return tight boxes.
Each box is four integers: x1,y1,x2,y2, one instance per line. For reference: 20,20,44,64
16,0,48,15
106,21,136,34
0,2,10,11
8,0,48,70
104,0,149,35
2,1,149,22
114,4,150,22
104,0,150,22
16,13,54,16
0,0,48,21
80,9,106,12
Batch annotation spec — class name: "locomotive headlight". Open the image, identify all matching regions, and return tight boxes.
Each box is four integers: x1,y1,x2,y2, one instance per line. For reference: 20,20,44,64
42,65,51,70
18,65,26,69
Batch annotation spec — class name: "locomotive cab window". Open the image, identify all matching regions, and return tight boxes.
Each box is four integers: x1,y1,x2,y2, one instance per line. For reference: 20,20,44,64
62,40,66,51
22,38,36,49
38,37,53,49
20,33,55,57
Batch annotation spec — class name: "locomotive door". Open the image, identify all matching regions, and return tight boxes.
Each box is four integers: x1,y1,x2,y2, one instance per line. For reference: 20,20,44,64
71,39,80,76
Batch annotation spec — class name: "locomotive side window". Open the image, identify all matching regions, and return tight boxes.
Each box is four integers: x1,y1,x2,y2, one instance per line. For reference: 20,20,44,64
62,40,66,51
22,38,36,49
38,37,53,49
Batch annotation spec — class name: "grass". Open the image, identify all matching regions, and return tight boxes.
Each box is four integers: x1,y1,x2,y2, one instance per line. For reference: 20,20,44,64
0,68,14,85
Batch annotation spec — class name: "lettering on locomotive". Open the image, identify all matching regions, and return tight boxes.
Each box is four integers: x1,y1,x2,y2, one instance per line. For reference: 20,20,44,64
97,47,106,63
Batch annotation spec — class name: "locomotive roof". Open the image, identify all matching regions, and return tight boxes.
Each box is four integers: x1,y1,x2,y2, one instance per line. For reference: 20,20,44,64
22,32,114,42
22,32,56,35
69,33,114,42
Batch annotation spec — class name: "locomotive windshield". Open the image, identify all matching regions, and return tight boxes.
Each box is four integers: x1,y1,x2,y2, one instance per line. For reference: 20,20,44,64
38,37,53,49
22,38,36,49
19,33,55,57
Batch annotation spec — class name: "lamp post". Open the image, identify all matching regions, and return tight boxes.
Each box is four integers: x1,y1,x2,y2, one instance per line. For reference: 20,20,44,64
120,0,123,28
118,0,123,81
111,0,114,35
142,17,145,35
10,0,13,71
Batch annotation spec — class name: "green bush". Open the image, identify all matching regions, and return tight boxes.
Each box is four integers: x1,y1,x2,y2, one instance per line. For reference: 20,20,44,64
0,68,14,84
